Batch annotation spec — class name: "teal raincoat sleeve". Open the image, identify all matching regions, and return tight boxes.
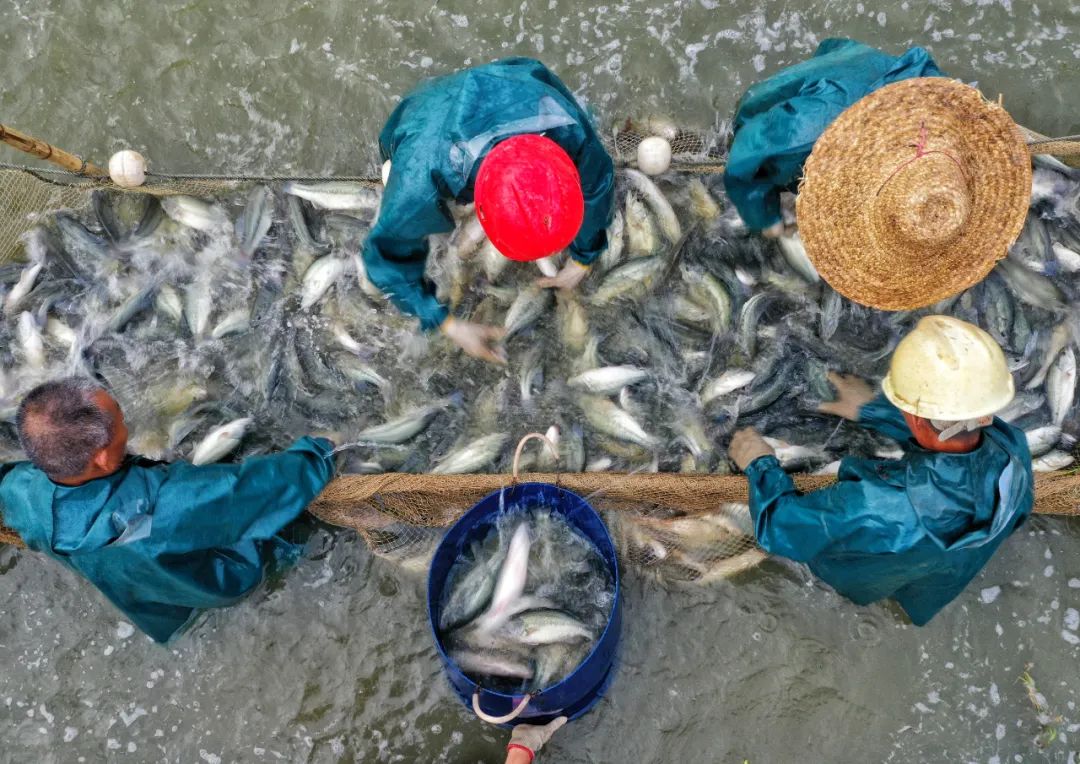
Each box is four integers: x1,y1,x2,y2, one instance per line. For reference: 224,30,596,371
150,436,335,554
361,164,454,331
743,455,901,562
364,58,614,327
723,38,944,231
857,394,913,442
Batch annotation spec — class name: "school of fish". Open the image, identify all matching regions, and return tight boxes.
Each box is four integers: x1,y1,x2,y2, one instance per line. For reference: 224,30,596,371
0,152,1078,581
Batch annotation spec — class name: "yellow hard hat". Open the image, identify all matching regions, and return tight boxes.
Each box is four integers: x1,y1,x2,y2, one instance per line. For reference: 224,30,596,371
881,315,1014,420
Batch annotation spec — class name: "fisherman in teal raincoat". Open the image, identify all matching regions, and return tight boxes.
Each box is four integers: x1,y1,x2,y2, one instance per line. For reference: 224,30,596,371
731,317,1034,625
365,57,615,364
0,378,335,643
723,38,943,235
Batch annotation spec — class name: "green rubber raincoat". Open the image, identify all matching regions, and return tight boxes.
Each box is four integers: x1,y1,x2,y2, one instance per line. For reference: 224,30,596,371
745,396,1033,626
724,38,943,231
364,57,615,329
0,437,334,643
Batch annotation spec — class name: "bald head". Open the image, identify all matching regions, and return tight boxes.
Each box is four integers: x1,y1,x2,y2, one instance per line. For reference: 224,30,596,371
16,378,126,480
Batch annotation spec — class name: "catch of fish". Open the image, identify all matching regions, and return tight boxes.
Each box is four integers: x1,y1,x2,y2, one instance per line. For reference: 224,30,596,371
0,151,1078,580
438,507,614,692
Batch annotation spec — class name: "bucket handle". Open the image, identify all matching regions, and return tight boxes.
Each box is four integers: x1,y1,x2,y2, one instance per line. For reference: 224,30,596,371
511,432,560,485
472,690,532,725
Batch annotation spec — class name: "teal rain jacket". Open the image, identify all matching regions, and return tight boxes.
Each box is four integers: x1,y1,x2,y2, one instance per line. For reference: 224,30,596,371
365,57,615,329
744,396,1033,625
0,437,335,643
723,38,943,231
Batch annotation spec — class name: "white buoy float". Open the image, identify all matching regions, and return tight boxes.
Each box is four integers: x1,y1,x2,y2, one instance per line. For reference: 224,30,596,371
109,150,146,188
636,136,671,176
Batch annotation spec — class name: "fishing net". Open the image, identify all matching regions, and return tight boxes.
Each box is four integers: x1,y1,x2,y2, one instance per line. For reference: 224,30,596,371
0,117,1079,576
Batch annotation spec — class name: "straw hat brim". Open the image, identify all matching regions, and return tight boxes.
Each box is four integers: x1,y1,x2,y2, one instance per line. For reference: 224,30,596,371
796,78,1032,311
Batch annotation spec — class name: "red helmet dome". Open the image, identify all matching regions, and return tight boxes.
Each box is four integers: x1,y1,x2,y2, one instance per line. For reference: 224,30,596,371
474,134,584,262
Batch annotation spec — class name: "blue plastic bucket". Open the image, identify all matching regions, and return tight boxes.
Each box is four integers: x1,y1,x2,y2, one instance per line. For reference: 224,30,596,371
427,481,621,726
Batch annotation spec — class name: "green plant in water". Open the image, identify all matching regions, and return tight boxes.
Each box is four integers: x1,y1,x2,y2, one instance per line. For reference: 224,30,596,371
1019,663,1063,749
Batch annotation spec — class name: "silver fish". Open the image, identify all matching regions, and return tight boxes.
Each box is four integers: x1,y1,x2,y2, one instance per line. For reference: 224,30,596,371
624,168,681,242
776,233,819,283
17,311,45,368
701,369,756,404
568,365,649,395
589,256,664,304
518,345,544,406
3,261,42,315
555,292,589,353
683,268,732,334
819,287,842,342
211,308,251,339
537,424,561,472
239,185,273,258
561,424,585,473
191,417,252,465
738,292,771,357
107,286,156,333
333,352,392,394
431,433,509,474
578,395,659,449
155,285,185,323
995,259,1065,311
45,316,76,349
475,522,532,632
762,436,828,471
597,209,625,273
448,648,533,681
624,193,657,256
501,610,592,646
480,238,510,283
997,391,1045,423
1051,242,1080,273
1033,449,1074,472
1025,322,1070,390
286,194,331,255
161,195,229,232
448,215,487,261
503,287,553,338
282,181,381,212
687,178,721,222
55,213,109,260
301,255,347,310
184,279,213,339
355,396,457,444
1025,425,1061,458
1047,346,1076,425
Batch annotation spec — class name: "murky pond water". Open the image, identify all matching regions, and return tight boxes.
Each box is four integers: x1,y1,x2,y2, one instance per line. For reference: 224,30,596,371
1,1,1079,762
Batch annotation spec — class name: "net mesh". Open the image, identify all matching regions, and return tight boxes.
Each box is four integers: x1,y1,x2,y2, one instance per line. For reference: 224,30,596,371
1,119,1079,578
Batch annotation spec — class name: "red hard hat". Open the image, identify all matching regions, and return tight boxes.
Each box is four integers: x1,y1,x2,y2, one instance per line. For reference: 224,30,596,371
474,134,584,262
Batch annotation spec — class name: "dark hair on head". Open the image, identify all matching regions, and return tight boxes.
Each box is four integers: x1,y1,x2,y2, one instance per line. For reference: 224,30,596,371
16,377,115,479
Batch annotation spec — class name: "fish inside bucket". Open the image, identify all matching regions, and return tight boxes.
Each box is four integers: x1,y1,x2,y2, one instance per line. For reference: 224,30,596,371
436,499,616,696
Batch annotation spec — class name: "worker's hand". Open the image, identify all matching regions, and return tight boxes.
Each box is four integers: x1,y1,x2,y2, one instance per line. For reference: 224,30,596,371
730,427,775,471
507,716,567,761
818,372,875,421
440,316,508,365
536,259,589,291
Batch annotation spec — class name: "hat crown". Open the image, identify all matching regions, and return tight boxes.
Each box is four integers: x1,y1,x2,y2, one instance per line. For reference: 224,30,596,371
877,153,970,248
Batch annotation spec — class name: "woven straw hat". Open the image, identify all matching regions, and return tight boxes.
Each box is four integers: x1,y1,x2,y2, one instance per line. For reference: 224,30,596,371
796,78,1032,310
